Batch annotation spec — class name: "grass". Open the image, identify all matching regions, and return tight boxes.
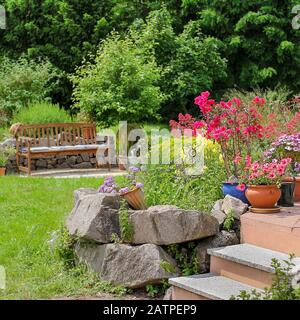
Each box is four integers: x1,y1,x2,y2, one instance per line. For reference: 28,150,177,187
0,176,126,300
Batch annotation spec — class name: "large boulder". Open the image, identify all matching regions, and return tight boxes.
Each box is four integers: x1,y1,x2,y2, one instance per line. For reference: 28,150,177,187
73,188,99,206
221,195,248,220
67,193,120,243
129,205,219,245
75,243,179,288
196,231,239,273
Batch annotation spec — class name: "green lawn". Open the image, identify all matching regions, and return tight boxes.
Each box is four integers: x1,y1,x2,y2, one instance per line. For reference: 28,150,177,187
0,176,125,300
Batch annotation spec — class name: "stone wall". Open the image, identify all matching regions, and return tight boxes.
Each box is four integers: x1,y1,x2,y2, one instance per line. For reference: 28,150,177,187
64,189,242,289
6,154,97,173
1,137,113,173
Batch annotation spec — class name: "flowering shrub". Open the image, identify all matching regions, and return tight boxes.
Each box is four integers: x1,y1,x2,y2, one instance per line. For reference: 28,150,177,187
98,166,144,195
264,133,300,175
170,91,268,180
236,157,292,188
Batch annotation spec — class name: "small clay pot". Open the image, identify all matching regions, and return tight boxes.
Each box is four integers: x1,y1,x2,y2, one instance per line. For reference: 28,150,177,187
0,167,6,176
121,187,147,210
245,185,281,208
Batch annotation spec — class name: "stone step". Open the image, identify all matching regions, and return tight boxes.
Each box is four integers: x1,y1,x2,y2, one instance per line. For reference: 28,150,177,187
208,244,300,289
169,273,260,300
241,204,300,255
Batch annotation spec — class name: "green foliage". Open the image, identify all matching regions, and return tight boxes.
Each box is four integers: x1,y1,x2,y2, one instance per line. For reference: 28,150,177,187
71,33,164,127
0,146,14,167
232,255,299,300
197,1,300,91
0,0,300,117
54,227,77,269
141,141,225,213
160,260,176,274
0,56,59,125
12,101,72,125
130,8,227,118
165,242,199,276
146,280,170,298
119,200,134,243
223,209,235,232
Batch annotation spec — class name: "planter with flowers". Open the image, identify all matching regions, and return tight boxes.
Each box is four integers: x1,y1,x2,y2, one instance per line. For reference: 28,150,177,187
236,158,292,211
98,166,147,210
170,92,268,203
264,133,300,201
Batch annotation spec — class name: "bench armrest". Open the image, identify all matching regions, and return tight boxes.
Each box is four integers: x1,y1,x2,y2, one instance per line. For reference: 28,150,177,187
16,136,33,150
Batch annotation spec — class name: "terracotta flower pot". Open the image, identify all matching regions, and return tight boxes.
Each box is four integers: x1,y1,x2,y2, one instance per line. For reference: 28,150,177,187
121,187,147,210
283,176,300,202
245,185,281,208
0,167,6,176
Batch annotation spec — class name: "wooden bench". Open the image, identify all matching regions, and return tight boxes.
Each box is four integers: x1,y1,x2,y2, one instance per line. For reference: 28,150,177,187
15,123,111,175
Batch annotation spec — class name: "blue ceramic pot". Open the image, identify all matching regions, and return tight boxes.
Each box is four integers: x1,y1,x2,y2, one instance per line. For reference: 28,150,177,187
222,182,249,204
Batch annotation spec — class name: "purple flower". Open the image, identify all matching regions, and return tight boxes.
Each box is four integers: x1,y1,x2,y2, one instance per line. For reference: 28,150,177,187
119,187,130,194
129,166,140,173
98,176,118,193
135,182,144,189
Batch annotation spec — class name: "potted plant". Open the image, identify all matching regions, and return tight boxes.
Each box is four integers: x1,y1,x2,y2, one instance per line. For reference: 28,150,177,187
0,147,15,176
170,92,268,203
98,166,147,210
237,157,292,210
264,133,300,201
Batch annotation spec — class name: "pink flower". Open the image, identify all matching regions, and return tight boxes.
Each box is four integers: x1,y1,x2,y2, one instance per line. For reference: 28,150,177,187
236,184,246,191
234,155,242,164
268,172,276,179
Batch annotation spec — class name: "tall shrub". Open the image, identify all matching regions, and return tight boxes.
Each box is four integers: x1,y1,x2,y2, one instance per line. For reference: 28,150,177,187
0,57,58,125
71,34,165,127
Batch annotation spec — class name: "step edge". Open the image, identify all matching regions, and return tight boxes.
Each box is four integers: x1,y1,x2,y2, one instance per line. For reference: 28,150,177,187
169,274,223,300
207,246,276,273
169,274,259,300
208,244,300,273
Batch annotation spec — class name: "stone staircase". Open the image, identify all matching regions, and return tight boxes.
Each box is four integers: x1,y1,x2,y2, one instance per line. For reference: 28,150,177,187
169,205,300,300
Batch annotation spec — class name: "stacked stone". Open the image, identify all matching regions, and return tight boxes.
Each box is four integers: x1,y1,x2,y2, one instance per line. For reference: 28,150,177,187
66,189,243,288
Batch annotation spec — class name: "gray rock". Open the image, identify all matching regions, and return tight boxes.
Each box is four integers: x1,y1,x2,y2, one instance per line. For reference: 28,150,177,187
66,156,77,166
81,154,90,162
0,138,16,148
57,162,70,169
221,195,248,220
211,199,226,226
196,231,239,273
47,159,57,166
75,243,179,288
76,156,83,164
129,205,219,245
66,193,121,243
74,188,99,205
163,287,173,300
36,159,47,168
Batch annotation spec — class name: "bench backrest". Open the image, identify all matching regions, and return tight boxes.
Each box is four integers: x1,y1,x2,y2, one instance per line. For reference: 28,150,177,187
16,123,97,147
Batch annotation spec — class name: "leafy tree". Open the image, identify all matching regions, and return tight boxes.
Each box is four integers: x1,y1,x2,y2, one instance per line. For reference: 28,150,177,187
71,33,164,127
